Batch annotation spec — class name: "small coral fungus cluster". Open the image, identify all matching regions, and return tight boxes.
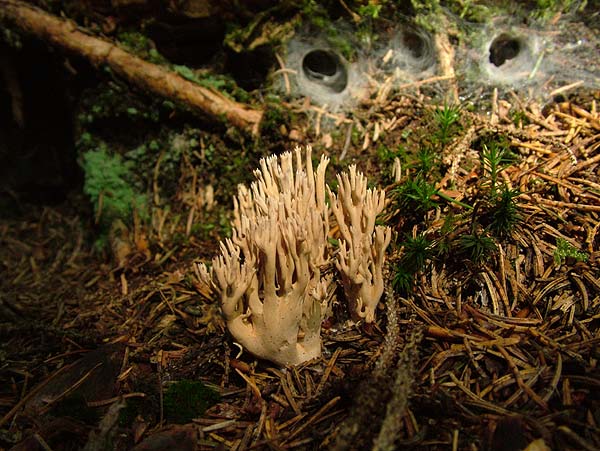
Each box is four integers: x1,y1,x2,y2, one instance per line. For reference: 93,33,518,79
196,146,391,366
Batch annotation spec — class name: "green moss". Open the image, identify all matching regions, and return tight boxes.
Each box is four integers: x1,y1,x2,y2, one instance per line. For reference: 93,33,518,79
393,176,440,215
431,104,462,148
163,380,220,424
485,185,522,237
554,238,589,266
459,229,496,263
78,82,164,126
225,8,297,53
260,103,289,136
326,27,358,61
510,109,530,127
413,147,439,175
533,0,584,22
393,232,434,294
117,31,168,65
358,3,383,19
412,0,444,31
173,65,251,102
81,145,148,235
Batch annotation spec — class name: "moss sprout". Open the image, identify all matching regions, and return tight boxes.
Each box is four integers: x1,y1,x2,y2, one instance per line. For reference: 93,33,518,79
554,238,589,266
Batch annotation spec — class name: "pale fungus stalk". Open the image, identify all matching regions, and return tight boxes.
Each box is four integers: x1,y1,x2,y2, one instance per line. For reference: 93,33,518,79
197,146,392,366
328,165,392,323
197,146,330,366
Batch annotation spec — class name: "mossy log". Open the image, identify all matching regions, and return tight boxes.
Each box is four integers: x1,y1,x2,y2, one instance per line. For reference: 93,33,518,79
0,0,263,135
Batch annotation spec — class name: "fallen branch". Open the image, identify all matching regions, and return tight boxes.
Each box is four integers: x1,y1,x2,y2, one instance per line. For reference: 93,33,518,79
0,0,263,135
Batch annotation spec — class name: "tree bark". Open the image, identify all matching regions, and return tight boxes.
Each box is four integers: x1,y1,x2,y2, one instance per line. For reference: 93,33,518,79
0,0,263,135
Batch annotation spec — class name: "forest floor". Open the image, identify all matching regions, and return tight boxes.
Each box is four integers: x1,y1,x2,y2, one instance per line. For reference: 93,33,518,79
0,9,599,446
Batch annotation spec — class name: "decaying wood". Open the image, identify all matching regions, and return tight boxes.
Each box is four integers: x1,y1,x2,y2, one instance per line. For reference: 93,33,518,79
0,0,263,135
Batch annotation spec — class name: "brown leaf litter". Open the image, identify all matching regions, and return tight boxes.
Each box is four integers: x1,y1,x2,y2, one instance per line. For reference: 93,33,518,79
1,89,599,450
